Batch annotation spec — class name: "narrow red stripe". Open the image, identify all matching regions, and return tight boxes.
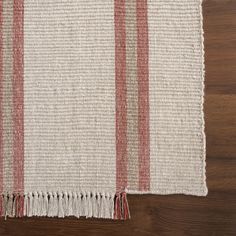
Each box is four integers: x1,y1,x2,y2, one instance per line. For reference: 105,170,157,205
137,0,150,191
13,0,24,195
0,0,3,197
115,0,127,191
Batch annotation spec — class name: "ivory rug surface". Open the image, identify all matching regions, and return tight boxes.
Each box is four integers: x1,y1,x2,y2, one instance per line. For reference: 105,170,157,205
0,0,207,219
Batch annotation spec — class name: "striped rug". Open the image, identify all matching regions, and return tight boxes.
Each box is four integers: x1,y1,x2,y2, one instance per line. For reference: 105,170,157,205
0,0,207,219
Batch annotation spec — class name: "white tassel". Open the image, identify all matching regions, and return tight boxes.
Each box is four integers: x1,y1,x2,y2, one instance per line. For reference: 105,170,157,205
100,193,105,218
52,192,58,217
72,192,78,217
67,192,73,216
80,192,86,216
47,192,53,217
28,193,33,217
104,193,110,219
109,194,114,219
24,194,28,216
41,192,48,216
92,192,98,218
97,194,101,218
84,192,89,217
32,192,38,216
58,193,64,218
77,193,82,217
63,192,68,216
38,192,43,216
87,192,93,218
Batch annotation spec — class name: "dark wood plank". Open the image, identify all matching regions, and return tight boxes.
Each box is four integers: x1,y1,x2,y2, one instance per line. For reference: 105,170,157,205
1,0,236,235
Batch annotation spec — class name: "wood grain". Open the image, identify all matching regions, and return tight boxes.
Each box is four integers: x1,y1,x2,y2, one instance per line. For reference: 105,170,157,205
0,0,236,235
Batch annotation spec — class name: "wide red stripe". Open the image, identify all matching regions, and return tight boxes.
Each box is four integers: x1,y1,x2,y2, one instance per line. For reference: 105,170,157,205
13,0,24,195
0,0,3,197
137,0,150,191
115,0,127,191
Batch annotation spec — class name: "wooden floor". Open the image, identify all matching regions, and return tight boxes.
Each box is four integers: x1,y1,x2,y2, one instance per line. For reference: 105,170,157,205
1,0,236,235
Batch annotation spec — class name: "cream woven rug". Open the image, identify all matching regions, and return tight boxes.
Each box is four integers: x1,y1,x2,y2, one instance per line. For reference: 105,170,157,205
0,0,207,219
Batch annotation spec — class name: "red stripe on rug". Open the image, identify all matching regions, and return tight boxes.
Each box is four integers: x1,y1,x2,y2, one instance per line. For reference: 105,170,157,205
115,0,127,191
0,0,3,199
137,0,150,191
13,0,24,196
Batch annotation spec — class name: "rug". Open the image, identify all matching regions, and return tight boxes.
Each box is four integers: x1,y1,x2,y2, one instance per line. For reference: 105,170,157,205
0,0,207,219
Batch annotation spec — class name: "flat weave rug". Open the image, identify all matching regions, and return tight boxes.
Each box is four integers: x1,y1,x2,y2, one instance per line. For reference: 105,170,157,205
0,0,207,219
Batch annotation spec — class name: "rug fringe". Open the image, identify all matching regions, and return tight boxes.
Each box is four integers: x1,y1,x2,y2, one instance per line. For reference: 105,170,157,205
114,192,130,220
0,191,130,219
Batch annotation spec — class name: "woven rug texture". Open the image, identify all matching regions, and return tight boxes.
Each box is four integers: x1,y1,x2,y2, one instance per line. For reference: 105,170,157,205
0,0,207,219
